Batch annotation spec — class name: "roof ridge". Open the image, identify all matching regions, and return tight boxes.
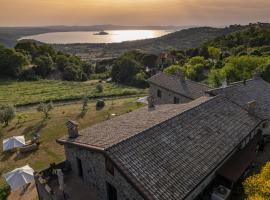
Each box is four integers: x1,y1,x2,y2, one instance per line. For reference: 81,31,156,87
106,96,215,151
151,72,212,88
207,78,258,92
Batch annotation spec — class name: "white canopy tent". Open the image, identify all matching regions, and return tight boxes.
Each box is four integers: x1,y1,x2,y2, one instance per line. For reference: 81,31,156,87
3,136,25,152
3,165,34,191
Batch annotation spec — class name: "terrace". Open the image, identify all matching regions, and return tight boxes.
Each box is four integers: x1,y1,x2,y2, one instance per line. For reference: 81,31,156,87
35,162,100,200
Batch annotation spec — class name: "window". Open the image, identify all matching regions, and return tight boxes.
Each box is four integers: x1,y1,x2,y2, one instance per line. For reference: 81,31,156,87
174,97,180,104
106,158,114,176
76,157,83,178
107,182,117,200
157,89,162,98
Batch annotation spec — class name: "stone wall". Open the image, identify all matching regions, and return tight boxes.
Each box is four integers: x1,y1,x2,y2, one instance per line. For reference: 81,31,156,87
65,144,144,200
149,83,191,105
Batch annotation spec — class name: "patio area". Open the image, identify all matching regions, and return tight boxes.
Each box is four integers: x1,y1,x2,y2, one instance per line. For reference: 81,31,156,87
48,173,101,200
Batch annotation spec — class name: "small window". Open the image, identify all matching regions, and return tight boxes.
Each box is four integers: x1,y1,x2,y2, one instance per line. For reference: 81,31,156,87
76,157,83,178
106,158,114,176
174,97,180,104
157,89,162,98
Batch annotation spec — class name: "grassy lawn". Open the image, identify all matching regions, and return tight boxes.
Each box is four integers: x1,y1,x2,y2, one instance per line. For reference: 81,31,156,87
0,80,146,106
0,97,145,186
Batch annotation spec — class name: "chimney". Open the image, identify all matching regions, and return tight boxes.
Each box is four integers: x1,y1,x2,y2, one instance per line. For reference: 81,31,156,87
247,101,256,114
66,120,79,138
147,96,155,110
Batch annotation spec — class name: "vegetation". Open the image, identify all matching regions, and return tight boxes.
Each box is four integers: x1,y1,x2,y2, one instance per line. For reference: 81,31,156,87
0,97,144,189
0,105,16,126
243,162,270,200
0,80,146,106
37,101,54,119
0,41,94,81
55,25,247,59
160,24,270,86
96,84,104,93
0,183,10,200
80,96,89,118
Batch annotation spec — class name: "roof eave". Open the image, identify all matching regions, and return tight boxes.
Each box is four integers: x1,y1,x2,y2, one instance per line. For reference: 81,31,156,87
56,138,105,152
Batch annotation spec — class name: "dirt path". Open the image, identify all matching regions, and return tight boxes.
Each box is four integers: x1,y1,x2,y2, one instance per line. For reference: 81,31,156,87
16,94,146,112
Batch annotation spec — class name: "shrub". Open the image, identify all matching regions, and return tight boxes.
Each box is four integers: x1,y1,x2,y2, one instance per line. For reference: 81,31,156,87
37,101,54,119
96,99,105,110
0,105,16,126
96,84,104,93
80,96,89,118
0,184,11,200
243,162,270,200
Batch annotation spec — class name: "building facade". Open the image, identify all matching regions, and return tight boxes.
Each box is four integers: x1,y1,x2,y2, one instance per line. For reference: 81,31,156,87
148,72,211,105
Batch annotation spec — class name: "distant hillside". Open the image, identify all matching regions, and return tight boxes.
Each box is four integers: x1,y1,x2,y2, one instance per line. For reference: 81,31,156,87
54,25,248,59
0,25,184,47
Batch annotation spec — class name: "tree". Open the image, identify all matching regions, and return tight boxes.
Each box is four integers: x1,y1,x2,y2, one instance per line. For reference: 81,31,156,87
0,105,16,126
208,69,223,87
243,162,270,200
111,57,142,84
80,96,89,118
199,45,209,59
164,65,182,75
37,101,54,119
55,54,70,71
96,84,104,93
221,56,268,83
0,47,29,78
63,64,83,81
208,47,221,60
33,55,54,78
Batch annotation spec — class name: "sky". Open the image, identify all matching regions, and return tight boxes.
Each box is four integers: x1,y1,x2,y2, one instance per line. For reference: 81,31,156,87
0,0,270,27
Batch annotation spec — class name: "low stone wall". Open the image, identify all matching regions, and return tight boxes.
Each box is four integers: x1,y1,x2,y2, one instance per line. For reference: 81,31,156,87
34,162,69,200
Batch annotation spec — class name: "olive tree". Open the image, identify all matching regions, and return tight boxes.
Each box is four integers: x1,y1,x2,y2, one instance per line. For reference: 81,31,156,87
37,101,54,119
0,105,16,126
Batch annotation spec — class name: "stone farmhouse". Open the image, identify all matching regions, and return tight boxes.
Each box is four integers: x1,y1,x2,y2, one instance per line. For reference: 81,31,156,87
35,75,270,200
148,72,211,104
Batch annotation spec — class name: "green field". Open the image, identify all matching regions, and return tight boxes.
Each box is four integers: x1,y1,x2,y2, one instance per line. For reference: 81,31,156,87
0,97,144,188
0,80,146,106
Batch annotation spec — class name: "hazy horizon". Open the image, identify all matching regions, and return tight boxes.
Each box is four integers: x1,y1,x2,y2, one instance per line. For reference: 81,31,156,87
1,0,270,27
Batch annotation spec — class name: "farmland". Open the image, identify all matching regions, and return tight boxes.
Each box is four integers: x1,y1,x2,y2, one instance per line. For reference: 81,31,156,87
0,97,145,187
0,80,146,106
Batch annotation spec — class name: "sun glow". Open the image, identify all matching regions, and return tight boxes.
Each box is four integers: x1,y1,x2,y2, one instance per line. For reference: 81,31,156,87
1,0,270,26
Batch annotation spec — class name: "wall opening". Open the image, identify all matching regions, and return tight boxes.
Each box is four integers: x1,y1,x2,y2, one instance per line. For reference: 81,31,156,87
76,157,83,178
107,182,117,200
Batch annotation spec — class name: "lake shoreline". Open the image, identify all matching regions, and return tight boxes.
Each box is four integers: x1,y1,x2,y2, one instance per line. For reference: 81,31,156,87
19,30,175,44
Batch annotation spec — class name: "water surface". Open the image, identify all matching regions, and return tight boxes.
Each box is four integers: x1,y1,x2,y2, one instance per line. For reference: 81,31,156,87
20,30,174,44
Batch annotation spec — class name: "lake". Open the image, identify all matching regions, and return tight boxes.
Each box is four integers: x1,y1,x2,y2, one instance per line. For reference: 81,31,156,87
19,30,174,44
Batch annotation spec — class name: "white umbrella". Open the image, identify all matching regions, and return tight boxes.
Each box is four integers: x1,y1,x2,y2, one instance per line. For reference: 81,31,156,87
137,97,148,104
3,136,25,152
3,165,34,191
